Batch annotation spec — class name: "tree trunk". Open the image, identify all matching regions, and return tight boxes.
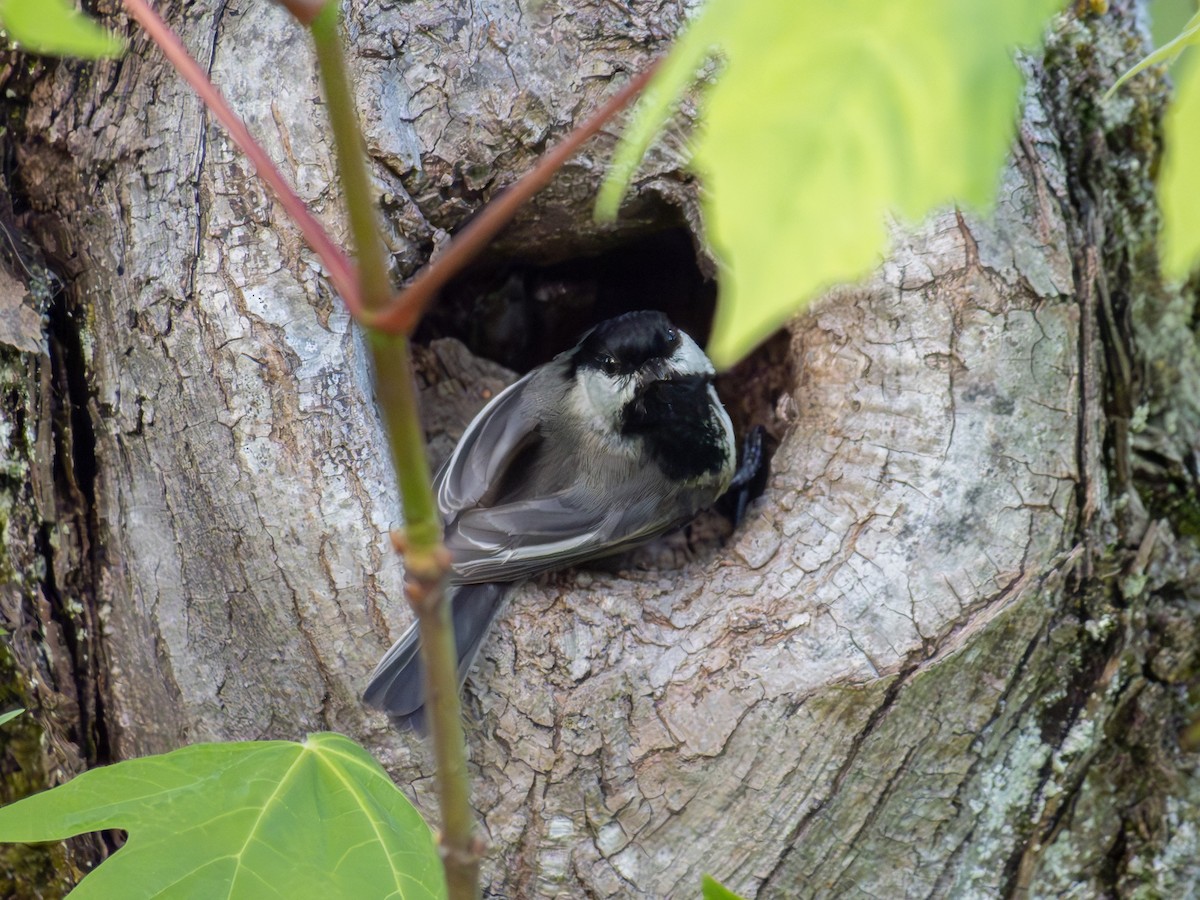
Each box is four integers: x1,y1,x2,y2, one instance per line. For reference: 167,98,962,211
2,0,1197,897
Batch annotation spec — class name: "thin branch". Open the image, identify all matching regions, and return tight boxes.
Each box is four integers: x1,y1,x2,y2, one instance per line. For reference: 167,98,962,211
372,337,475,899
310,5,476,898
121,0,659,337
363,61,661,335
120,0,361,314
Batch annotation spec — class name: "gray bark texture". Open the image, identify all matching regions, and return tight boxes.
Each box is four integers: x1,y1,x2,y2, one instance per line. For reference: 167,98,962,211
1,0,1198,897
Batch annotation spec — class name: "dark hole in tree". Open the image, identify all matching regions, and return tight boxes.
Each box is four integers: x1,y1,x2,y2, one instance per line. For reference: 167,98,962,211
416,227,717,371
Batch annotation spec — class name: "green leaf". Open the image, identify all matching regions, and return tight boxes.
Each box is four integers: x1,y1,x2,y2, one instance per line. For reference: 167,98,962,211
0,0,125,59
1160,49,1200,279
0,733,446,900
600,0,1059,367
702,874,748,900
1107,8,1200,98
0,708,23,727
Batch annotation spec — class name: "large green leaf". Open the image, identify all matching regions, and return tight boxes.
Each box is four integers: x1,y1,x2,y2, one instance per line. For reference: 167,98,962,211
1160,50,1200,278
0,0,124,58
0,733,446,899
600,0,1059,367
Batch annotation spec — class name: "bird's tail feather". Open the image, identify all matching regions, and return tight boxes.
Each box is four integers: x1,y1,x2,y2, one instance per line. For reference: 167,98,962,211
362,582,509,732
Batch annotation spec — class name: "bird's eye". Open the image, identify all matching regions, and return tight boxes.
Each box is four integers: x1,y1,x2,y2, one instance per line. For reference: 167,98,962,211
665,328,677,344
601,356,619,375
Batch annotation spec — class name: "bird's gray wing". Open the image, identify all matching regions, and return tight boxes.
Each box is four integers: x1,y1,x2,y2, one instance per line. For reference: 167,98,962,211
435,370,542,517
434,365,690,583
446,490,681,583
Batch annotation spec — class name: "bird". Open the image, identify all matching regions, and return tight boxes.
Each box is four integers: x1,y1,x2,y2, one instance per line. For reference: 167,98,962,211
363,309,750,730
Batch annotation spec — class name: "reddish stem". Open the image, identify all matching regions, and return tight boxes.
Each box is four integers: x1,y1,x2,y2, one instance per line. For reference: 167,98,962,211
363,61,661,335
123,0,660,337
121,0,361,314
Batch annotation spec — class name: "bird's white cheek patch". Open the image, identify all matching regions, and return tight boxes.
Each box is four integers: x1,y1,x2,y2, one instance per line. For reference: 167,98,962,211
571,371,637,434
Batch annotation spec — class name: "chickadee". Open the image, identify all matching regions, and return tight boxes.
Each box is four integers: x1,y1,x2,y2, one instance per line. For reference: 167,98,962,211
364,310,741,730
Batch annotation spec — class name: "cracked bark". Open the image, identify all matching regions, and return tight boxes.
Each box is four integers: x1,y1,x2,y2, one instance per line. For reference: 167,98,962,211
1,0,1198,897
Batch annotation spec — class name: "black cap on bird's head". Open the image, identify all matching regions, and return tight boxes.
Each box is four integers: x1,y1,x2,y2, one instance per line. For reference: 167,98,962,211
564,310,720,433
570,311,683,378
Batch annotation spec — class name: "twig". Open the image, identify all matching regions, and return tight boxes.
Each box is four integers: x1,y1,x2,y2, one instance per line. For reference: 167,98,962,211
374,339,475,899
121,0,659,339
310,5,476,898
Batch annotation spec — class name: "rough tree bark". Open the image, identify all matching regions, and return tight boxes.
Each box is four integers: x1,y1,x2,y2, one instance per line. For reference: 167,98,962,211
1,0,1197,897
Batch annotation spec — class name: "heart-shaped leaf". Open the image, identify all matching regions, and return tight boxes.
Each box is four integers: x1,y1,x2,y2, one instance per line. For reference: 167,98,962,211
0,733,446,899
